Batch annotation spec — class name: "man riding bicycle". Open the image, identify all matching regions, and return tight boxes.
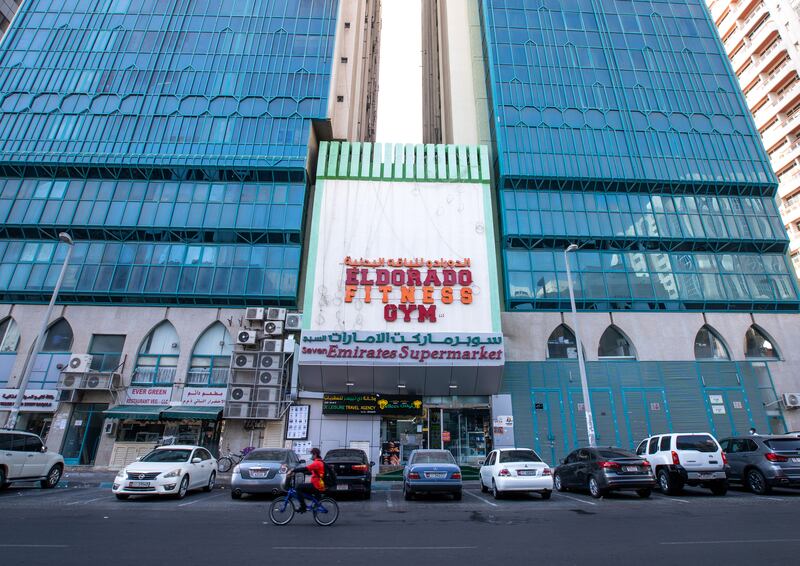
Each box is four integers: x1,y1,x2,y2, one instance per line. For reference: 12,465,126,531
287,447,325,513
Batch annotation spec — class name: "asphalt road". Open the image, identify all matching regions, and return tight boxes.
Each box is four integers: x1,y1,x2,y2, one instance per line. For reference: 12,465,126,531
1,481,799,566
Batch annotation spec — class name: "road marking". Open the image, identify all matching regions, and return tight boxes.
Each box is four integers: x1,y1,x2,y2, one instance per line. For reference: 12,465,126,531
178,492,224,507
0,544,69,548
660,496,690,504
66,496,108,506
463,490,498,507
557,493,598,506
662,538,800,546
385,490,394,508
273,546,478,551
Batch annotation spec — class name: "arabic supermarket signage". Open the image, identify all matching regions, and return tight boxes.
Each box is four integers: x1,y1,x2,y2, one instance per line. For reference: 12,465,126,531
322,394,424,415
0,389,59,412
344,256,473,324
299,331,504,366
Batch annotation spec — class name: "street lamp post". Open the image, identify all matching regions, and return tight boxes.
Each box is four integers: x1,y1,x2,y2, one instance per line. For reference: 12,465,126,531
564,243,596,448
5,233,74,430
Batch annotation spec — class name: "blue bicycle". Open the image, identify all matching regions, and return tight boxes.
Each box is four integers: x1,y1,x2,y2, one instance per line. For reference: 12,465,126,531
269,479,339,526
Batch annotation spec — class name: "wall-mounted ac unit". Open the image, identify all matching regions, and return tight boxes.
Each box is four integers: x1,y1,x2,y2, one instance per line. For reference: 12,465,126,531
59,389,80,402
257,370,281,386
258,353,282,369
245,307,265,321
783,393,800,409
254,387,280,403
85,374,104,389
284,312,302,331
263,320,284,336
250,404,278,419
261,339,283,353
60,374,79,390
266,307,286,321
236,329,258,347
233,353,258,369
66,354,93,373
224,403,248,419
229,386,252,402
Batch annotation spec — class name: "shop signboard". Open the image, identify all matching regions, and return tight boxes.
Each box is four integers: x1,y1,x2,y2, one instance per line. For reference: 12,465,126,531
322,394,423,416
300,331,503,366
0,389,59,412
125,387,172,405
181,387,226,407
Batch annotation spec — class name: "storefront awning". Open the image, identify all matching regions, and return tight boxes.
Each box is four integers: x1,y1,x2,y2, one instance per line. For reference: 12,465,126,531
161,406,222,420
103,405,170,421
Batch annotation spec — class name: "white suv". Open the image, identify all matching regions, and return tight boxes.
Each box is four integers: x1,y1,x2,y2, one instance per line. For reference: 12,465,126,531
636,433,728,495
0,430,65,490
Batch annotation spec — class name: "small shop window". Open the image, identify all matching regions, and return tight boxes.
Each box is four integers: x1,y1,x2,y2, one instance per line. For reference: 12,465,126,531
116,422,165,443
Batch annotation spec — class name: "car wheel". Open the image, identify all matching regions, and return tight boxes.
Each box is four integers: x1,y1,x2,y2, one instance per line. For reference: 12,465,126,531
554,472,565,492
480,478,489,493
0,467,9,490
115,494,130,500
588,476,605,499
403,483,413,501
492,480,503,500
203,472,216,492
363,490,371,500
658,469,683,496
746,469,770,495
231,489,242,500
452,490,462,501
540,490,552,500
175,475,189,500
709,479,728,496
636,488,652,499
40,465,62,489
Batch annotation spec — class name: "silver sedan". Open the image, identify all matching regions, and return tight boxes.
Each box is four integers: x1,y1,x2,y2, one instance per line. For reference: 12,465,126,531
230,448,301,499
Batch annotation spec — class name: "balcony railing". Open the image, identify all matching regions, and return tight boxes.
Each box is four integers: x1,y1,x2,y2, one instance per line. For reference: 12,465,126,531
131,366,177,385
186,368,230,387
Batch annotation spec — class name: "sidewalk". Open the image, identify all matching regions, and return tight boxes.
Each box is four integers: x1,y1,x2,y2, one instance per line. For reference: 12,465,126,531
61,467,233,488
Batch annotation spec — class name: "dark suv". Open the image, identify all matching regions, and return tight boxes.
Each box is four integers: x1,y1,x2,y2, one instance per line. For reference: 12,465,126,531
720,435,800,494
325,449,374,499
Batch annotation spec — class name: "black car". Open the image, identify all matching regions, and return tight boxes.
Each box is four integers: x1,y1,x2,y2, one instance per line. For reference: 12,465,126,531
325,449,375,499
554,447,657,499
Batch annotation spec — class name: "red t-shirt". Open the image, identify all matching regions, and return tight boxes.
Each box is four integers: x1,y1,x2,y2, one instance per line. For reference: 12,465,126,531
307,458,325,491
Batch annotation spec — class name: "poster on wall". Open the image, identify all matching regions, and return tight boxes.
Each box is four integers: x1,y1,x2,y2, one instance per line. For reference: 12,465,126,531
286,405,310,440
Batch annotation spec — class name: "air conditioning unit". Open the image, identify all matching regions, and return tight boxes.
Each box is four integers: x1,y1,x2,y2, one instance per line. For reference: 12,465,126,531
58,389,80,402
66,354,93,373
257,370,281,386
264,320,284,336
232,353,258,369
85,374,104,389
245,307,265,321
229,386,252,402
258,353,282,369
261,339,283,353
236,329,258,347
103,420,118,436
285,312,302,331
224,403,249,419
60,374,79,390
783,393,800,409
250,404,278,419
254,387,280,402
266,307,287,321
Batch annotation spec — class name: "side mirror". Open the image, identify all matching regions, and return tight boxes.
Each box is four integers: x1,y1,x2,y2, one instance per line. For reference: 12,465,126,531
478,460,485,466
369,461,376,467
41,446,48,453
561,458,567,465
192,457,202,464
135,457,141,461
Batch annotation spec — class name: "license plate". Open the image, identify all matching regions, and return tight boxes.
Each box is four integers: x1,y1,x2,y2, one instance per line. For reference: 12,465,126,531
250,471,267,478
337,484,349,490
129,481,150,487
698,473,713,479
426,472,446,478
518,470,536,476
625,466,639,472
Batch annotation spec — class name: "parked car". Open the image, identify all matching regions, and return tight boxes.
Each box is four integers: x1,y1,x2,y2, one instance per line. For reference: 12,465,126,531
479,448,553,499
230,448,301,499
636,433,728,495
403,449,462,501
553,447,656,498
720,435,800,494
113,445,216,500
0,430,64,490
325,448,374,499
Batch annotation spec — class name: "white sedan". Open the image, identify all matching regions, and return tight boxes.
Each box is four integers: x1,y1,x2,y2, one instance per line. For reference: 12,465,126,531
113,445,217,500
479,448,553,500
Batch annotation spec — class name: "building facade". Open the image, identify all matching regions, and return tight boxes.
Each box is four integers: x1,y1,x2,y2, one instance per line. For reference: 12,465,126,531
707,0,800,276
0,0,21,38
0,0,381,468
422,0,800,463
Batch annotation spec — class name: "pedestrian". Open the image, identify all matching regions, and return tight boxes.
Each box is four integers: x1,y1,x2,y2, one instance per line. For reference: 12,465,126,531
748,427,758,435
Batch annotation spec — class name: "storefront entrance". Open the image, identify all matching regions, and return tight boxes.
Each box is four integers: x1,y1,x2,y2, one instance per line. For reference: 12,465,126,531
62,403,108,466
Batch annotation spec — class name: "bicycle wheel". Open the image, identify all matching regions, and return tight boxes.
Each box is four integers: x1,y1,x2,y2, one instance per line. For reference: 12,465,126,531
217,457,233,473
313,497,339,526
269,498,295,525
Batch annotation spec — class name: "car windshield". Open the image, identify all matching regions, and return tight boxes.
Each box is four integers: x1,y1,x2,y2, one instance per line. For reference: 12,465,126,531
676,435,718,452
326,450,366,462
140,449,191,463
597,449,638,459
412,452,455,464
764,438,800,451
244,450,287,462
499,450,541,463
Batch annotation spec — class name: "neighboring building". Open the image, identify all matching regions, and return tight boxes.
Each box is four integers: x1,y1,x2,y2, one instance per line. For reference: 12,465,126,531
707,0,800,275
0,1,21,38
0,0,380,468
422,0,800,463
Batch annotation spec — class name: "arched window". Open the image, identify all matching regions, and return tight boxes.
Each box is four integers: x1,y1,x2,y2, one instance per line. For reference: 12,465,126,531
30,319,74,388
745,325,779,359
0,317,19,386
547,324,578,359
188,323,232,386
694,326,729,360
132,321,180,385
598,325,636,359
